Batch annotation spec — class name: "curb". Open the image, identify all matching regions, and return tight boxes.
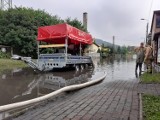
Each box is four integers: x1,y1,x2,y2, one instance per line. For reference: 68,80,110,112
137,75,143,120
139,93,143,120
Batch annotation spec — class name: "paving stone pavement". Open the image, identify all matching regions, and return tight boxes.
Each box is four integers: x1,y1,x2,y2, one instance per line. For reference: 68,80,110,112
1,57,159,120
9,78,160,120
10,78,140,120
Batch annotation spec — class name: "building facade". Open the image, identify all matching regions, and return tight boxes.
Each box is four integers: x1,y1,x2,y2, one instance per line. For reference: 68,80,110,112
87,43,101,53
84,43,101,58
0,45,12,55
150,10,160,71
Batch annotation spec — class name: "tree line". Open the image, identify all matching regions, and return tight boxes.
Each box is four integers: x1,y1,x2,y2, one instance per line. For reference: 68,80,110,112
0,7,86,58
100,43,134,57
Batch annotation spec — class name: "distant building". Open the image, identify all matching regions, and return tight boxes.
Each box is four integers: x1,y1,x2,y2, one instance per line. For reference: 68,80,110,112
150,10,160,71
87,43,101,53
0,45,12,55
84,43,101,58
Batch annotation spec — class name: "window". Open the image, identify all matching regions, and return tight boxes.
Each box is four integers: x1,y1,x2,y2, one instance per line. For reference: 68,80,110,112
156,15,160,28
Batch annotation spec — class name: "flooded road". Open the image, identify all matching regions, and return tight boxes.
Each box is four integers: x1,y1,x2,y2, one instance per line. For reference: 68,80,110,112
0,56,137,106
96,56,137,82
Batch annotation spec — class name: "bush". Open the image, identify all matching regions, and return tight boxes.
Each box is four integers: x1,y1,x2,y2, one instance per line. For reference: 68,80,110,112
0,51,11,58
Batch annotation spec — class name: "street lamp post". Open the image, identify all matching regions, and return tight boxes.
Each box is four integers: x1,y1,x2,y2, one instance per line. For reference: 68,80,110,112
141,18,149,44
146,22,149,43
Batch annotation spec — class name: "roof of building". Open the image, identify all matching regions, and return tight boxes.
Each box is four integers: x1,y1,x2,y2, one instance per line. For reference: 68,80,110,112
93,42,101,47
0,45,10,48
150,10,160,33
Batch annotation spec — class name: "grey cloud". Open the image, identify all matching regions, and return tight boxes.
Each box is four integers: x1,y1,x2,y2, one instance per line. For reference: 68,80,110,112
13,0,158,46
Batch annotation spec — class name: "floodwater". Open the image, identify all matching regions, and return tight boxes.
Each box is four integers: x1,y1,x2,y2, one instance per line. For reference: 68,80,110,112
0,55,137,106
96,55,138,82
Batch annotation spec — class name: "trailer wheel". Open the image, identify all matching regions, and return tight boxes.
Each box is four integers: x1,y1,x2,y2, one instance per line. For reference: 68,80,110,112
85,64,88,69
88,63,94,68
75,65,79,71
80,64,84,70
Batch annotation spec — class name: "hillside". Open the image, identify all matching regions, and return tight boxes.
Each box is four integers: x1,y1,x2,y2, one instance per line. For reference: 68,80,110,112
95,38,119,48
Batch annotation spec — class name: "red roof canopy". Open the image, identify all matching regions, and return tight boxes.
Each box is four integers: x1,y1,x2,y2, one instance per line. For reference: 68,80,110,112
37,23,93,45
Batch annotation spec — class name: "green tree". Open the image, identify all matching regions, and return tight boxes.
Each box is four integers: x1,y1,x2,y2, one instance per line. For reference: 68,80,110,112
117,46,121,54
107,46,113,54
65,17,87,32
0,7,86,58
97,48,101,53
121,45,128,55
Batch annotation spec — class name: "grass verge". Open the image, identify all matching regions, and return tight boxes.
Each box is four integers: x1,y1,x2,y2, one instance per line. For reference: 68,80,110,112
140,72,160,83
0,59,28,73
143,94,160,120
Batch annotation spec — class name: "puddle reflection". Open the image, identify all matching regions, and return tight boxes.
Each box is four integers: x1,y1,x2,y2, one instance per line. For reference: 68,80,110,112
0,55,137,106
0,68,94,106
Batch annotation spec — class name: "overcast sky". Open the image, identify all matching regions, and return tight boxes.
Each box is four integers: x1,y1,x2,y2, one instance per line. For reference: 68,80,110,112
13,0,160,46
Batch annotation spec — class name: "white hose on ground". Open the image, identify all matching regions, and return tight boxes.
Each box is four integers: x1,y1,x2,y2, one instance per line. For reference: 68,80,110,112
0,73,107,112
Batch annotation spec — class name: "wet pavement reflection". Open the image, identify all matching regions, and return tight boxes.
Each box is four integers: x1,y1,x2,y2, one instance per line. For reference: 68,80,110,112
0,55,137,106
0,67,98,106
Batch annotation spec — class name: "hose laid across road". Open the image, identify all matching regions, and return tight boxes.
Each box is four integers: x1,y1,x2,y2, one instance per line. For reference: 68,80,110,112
0,72,107,113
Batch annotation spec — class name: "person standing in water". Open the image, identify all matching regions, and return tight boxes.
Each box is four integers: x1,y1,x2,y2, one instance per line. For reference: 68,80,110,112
134,42,145,76
144,40,153,73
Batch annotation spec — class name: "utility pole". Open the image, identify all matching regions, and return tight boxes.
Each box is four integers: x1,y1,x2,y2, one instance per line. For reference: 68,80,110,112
0,0,12,10
146,22,149,43
141,18,149,44
113,36,115,55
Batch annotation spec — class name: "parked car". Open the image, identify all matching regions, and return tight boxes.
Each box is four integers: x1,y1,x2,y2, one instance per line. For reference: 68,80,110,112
11,55,21,60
